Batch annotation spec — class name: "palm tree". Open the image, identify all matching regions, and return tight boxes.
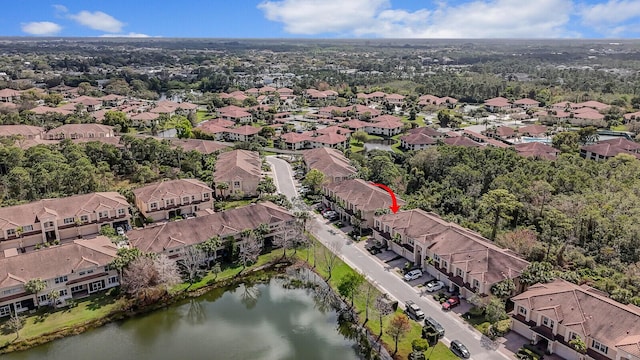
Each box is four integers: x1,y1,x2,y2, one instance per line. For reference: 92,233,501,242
215,182,229,199
25,278,47,308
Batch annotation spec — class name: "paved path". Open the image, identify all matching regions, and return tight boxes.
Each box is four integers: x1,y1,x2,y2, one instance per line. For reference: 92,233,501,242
268,155,512,360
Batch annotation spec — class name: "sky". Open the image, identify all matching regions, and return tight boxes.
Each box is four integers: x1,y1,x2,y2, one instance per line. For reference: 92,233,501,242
3,0,640,39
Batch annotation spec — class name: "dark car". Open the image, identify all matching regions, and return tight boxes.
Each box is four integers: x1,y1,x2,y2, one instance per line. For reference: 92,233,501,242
405,300,425,320
365,242,384,254
450,340,470,358
442,296,460,310
424,316,445,338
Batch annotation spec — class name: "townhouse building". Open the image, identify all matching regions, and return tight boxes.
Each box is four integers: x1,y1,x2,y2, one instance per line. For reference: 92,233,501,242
213,150,262,198
128,202,294,261
322,179,405,229
302,148,357,184
133,179,214,222
372,209,529,298
511,279,640,360
0,192,130,251
43,124,115,140
0,236,119,317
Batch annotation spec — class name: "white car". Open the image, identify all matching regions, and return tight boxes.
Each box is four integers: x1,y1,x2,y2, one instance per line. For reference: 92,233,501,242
424,280,445,292
404,269,423,281
116,227,125,236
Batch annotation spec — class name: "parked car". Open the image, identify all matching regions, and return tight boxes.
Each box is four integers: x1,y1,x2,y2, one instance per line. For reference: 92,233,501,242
424,280,445,292
442,296,460,310
424,316,445,338
116,227,125,236
450,340,470,358
404,269,423,281
323,211,337,219
405,300,425,320
365,242,384,254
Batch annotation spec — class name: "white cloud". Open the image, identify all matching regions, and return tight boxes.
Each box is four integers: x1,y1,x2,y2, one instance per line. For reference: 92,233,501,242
580,0,640,35
21,21,62,36
68,10,124,33
100,32,151,38
258,0,390,35
258,0,576,38
52,4,67,14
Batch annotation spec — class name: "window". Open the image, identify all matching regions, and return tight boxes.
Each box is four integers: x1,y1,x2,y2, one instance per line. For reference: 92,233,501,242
64,217,75,224
117,208,126,216
70,285,84,292
98,211,108,219
23,225,33,232
384,225,390,233
203,193,210,200
542,316,555,329
518,306,527,316
166,199,175,206
233,181,241,188
456,268,464,277
58,289,68,297
87,269,94,274
442,261,448,270
90,281,103,292
80,215,89,222
408,238,414,245
45,221,54,228
39,294,49,302
433,254,440,261
108,276,118,284
182,196,189,204
149,202,158,210
0,305,9,317
15,302,22,311
6,229,15,236
54,276,68,284
473,279,480,289
592,340,608,354
568,332,579,341
78,271,86,276
191,195,195,201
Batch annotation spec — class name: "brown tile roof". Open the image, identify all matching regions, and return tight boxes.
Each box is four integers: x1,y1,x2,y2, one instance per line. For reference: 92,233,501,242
401,132,438,146
514,142,559,160
518,125,549,137
574,109,605,121
133,179,213,204
213,150,261,183
370,115,404,129
574,100,610,110
408,126,442,137
325,179,405,212
280,132,313,144
342,119,371,130
513,279,640,352
198,122,229,134
128,202,293,253
150,105,175,114
29,106,72,116
0,125,44,138
0,192,129,231
443,136,482,147
70,96,101,106
169,139,229,154
46,124,114,137
484,97,511,107
581,139,640,158
312,132,348,145
0,236,117,288
513,98,540,105
72,136,123,148
228,125,260,136
203,118,235,128
316,126,353,135
0,88,21,98
385,93,405,100
623,111,640,121
377,208,528,285
303,148,356,180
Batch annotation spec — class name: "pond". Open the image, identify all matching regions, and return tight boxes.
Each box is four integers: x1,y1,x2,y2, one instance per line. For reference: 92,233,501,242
4,278,360,360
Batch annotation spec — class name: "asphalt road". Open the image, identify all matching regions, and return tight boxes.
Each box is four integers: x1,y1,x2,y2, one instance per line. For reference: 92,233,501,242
267,155,510,360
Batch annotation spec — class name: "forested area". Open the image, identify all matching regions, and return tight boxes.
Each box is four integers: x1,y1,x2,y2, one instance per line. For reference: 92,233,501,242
350,147,640,304
0,136,216,206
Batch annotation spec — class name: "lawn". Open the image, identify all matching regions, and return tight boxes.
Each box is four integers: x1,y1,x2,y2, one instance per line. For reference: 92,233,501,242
0,293,124,346
196,110,209,123
295,239,457,360
610,124,627,131
401,115,426,127
221,199,255,210
349,139,364,153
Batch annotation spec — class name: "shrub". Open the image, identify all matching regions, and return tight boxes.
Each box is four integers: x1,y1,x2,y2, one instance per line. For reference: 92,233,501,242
492,319,512,337
469,306,485,317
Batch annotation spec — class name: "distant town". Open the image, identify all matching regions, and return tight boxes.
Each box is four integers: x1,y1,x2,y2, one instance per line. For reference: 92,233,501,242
0,38,639,360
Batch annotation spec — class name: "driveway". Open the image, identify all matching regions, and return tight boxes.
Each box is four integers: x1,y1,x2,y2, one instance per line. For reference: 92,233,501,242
269,157,514,360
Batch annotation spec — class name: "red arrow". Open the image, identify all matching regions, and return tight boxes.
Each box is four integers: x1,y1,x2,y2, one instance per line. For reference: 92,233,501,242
370,182,401,214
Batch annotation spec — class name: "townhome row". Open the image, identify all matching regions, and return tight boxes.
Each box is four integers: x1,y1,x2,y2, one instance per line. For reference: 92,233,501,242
0,201,294,318
512,279,640,360
372,208,529,298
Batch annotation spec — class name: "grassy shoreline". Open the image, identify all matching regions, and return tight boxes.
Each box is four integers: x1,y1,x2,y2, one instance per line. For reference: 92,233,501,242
1,241,457,359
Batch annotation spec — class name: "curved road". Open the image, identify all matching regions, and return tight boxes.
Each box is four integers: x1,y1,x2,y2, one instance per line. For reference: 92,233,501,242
266,155,510,360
